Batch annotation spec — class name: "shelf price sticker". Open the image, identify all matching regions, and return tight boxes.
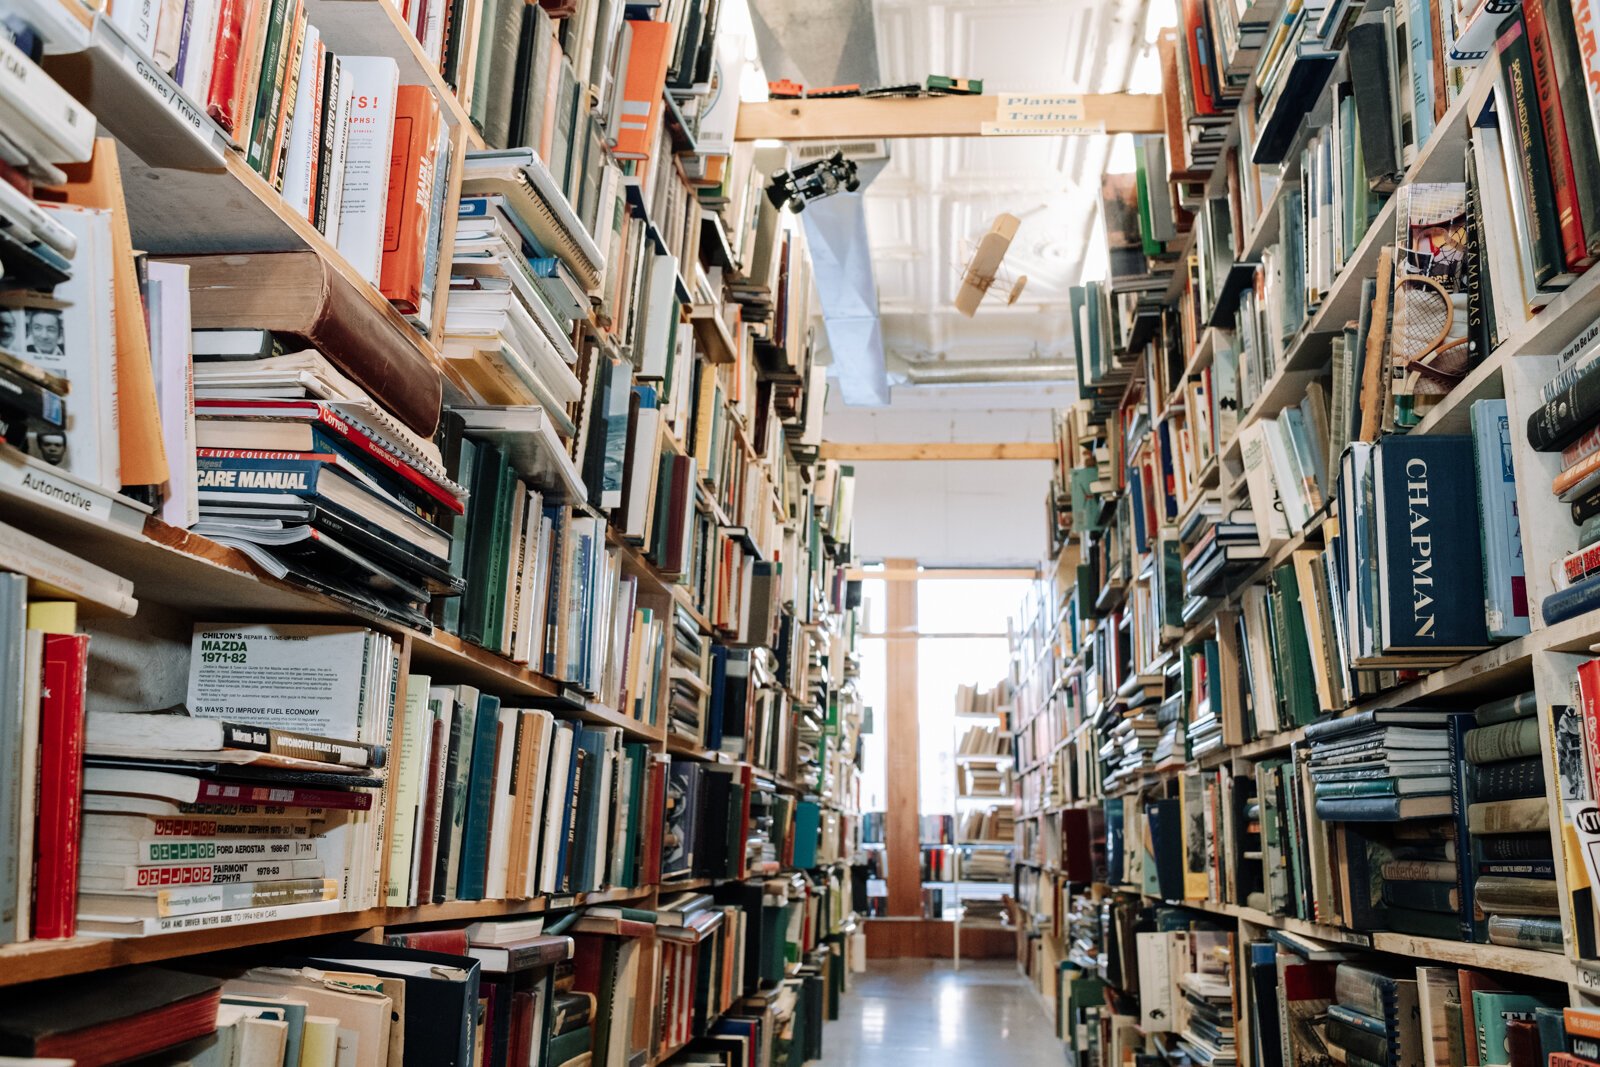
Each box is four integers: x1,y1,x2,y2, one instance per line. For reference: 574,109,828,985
983,95,1106,136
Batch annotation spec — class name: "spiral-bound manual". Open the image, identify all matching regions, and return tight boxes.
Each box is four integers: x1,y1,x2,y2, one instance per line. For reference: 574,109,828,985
463,149,606,291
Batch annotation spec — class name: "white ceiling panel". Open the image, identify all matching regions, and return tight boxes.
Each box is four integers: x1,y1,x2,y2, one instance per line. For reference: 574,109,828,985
858,0,1150,394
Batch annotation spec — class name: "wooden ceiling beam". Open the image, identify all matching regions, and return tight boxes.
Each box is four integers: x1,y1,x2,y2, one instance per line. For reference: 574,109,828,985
734,92,1164,141
818,442,1055,461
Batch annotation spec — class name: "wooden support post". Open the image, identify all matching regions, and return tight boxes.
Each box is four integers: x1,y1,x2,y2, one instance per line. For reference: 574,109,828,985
884,558,921,918
735,93,1165,141
818,442,1055,461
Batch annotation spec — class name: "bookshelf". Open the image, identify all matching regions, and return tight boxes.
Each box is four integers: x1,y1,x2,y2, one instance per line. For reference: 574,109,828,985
1017,0,1600,1061
0,0,866,1060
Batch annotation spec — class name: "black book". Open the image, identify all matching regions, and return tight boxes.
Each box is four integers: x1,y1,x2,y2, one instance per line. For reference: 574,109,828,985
0,968,223,1060
1496,9,1576,289
313,52,341,235
1346,0,1401,188
0,359,64,431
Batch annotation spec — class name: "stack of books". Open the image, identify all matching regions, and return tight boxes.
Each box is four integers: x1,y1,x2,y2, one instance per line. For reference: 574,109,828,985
191,381,468,628
75,623,394,937
1305,709,1459,821
1463,692,1561,952
1325,963,1425,1067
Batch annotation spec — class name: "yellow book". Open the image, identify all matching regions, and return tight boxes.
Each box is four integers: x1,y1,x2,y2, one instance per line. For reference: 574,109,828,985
26,600,76,634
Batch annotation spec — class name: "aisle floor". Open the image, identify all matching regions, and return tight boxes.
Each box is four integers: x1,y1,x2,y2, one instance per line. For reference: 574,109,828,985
820,959,1064,1064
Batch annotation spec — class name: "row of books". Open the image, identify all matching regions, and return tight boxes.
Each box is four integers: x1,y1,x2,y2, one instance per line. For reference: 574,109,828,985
0,866,854,1067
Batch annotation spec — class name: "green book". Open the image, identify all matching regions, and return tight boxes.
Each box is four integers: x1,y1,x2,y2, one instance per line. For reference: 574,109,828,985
441,435,476,634
483,455,518,651
1271,563,1321,725
459,442,501,646
547,1025,592,1066
247,0,293,174
1472,990,1556,1066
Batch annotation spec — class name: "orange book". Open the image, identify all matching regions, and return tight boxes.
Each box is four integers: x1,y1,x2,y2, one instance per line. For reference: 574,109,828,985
610,20,672,160
1566,1008,1600,1040
379,85,442,315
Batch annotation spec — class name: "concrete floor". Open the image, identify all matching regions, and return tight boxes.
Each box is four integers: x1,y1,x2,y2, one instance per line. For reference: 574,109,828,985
821,960,1065,1064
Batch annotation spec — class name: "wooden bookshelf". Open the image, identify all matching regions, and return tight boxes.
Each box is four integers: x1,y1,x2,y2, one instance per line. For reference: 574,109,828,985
1014,4,1600,1051
0,8,867,1060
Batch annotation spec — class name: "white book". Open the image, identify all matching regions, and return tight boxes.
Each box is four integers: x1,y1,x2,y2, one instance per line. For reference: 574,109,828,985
385,672,430,906
107,0,162,68
148,260,197,527
186,623,374,738
589,727,617,891
151,0,184,71
14,630,41,941
22,205,119,491
536,722,573,895
0,34,93,165
483,705,519,899
513,488,543,664
638,252,680,379
0,179,74,256
177,0,221,104
76,895,343,937
281,26,324,222
1237,419,1291,552
333,56,399,284
1260,415,1308,532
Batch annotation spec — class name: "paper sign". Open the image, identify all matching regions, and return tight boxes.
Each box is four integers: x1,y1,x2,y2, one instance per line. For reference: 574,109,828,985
983,94,1107,135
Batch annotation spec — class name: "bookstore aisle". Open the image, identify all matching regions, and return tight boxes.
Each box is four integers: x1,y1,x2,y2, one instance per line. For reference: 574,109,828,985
819,961,1062,1066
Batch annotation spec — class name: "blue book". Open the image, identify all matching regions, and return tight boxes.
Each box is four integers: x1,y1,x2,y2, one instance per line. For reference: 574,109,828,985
455,692,502,900
706,646,728,751
1470,400,1530,640
1373,435,1489,653
1539,569,1600,625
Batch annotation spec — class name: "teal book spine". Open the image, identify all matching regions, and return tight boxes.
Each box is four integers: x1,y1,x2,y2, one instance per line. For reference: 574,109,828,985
456,692,502,900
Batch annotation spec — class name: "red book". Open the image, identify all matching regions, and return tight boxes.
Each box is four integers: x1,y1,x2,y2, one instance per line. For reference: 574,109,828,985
385,927,468,954
33,633,88,940
379,86,442,315
508,991,536,1067
195,398,465,513
642,756,666,883
1580,658,1600,802
1523,0,1594,269
1182,0,1219,116
83,765,374,811
205,0,259,135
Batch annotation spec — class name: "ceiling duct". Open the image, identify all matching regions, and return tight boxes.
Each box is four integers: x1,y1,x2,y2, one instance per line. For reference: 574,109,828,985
898,358,1077,387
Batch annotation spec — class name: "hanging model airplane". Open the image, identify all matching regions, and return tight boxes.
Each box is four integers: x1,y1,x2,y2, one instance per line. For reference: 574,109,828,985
954,213,1028,317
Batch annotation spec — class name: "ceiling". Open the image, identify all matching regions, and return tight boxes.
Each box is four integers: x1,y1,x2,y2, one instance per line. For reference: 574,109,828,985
862,0,1160,395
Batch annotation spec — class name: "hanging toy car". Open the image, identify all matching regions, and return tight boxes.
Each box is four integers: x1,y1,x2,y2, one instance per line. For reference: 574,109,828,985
765,150,861,213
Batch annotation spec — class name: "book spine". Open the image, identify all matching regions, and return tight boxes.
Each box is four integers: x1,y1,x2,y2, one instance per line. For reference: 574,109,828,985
269,0,307,190
1468,755,1547,800
194,779,373,810
217,722,378,767
1467,797,1550,833
1527,355,1600,449
1498,12,1574,287
1465,717,1542,762
245,0,291,173
32,634,87,939
147,875,337,916
1541,569,1600,623
379,87,440,315
1525,0,1594,268
313,52,341,232
113,857,323,888
138,836,316,861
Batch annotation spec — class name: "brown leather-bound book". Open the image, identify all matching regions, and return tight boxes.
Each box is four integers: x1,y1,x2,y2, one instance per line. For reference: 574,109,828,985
168,251,443,436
